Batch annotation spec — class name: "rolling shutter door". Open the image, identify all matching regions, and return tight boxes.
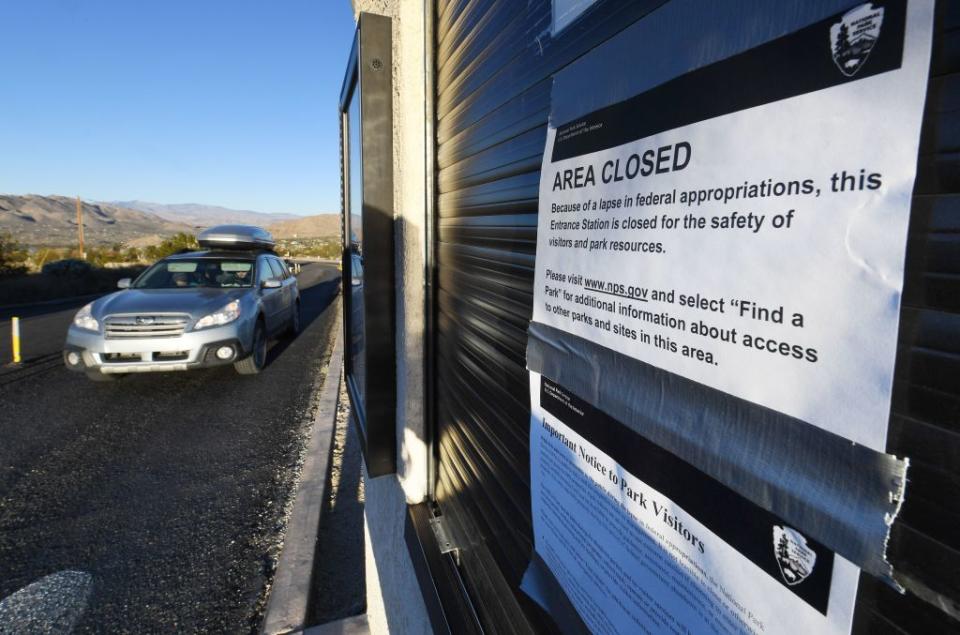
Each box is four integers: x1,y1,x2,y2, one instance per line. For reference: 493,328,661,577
431,1,960,632
859,3,960,632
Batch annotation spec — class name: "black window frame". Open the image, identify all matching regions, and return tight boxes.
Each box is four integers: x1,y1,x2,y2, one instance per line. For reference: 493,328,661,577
266,257,285,280
339,12,396,477
256,255,274,285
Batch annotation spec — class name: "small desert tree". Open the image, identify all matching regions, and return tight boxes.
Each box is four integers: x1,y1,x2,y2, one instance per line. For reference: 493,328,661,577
144,233,198,261
0,232,28,277
835,23,851,57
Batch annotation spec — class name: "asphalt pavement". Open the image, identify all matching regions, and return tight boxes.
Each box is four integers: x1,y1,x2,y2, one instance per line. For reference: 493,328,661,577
0,296,95,369
0,263,342,633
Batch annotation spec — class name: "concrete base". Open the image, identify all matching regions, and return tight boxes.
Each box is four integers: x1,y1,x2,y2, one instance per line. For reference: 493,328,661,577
301,614,370,635
363,471,433,634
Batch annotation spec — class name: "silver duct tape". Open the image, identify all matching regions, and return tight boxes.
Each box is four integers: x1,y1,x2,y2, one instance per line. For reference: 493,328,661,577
527,320,907,583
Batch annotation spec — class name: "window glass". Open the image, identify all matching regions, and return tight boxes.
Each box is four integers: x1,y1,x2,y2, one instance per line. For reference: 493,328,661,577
267,258,285,280
134,259,254,289
347,88,365,402
256,258,272,284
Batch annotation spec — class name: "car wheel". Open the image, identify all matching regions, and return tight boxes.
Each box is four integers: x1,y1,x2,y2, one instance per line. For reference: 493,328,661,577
285,301,301,338
235,319,267,375
85,370,119,382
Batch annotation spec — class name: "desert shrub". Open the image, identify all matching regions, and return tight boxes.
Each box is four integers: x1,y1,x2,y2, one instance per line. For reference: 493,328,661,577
0,263,145,305
0,233,28,277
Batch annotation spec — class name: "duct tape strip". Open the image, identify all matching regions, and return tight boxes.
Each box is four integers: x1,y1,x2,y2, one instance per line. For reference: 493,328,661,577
527,320,908,584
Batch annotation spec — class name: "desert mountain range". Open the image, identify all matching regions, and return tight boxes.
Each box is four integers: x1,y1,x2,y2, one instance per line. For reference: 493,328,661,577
263,215,340,239
0,195,338,247
111,200,299,227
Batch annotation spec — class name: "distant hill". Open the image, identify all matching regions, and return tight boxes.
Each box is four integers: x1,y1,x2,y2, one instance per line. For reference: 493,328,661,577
0,195,196,248
267,214,340,239
112,200,300,228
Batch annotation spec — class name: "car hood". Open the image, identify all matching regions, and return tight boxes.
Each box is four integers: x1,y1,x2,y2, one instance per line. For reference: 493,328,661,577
93,288,250,320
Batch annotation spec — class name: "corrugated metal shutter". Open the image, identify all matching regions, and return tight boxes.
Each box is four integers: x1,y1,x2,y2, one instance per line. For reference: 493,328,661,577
433,1,672,629
431,1,960,632
858,3,960,632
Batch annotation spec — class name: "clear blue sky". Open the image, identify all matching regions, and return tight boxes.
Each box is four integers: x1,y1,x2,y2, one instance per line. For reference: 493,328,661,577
0,1,357,215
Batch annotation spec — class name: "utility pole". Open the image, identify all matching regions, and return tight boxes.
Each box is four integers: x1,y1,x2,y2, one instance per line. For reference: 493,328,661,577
76,195,85,259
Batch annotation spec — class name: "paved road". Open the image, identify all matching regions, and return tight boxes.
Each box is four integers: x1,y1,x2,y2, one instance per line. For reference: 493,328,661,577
0,296,97,369
0,263,341,633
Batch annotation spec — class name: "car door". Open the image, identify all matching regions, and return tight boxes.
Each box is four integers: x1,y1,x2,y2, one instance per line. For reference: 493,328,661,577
275,256,298,310
257,256,283,332
267,257,293,324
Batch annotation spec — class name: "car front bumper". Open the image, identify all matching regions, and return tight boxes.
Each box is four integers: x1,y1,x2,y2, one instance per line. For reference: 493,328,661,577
64,322,249,374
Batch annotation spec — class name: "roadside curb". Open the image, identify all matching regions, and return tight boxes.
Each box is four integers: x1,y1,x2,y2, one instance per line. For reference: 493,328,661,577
261,317,344,635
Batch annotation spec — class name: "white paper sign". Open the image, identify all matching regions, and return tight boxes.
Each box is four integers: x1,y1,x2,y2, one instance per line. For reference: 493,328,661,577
529,372,860,635
533,1,934,450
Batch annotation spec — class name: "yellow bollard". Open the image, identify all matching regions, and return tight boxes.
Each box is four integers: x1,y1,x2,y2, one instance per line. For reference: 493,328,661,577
11,316,21,364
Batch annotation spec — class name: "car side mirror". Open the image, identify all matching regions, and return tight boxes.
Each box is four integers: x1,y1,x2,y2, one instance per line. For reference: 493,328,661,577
261,279,282,289
117,278,132,289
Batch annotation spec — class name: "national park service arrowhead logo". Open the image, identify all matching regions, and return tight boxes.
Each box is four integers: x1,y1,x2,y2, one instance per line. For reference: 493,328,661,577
773,525,817,586
831,3,884,77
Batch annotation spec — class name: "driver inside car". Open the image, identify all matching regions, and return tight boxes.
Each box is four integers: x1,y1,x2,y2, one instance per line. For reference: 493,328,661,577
217,268,250,287
200,263,221,287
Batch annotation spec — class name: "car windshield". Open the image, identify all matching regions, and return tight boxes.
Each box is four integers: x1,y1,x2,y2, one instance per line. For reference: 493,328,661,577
133,259,255,289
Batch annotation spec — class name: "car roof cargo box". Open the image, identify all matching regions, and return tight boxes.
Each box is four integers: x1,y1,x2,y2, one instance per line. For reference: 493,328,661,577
197,225,275,251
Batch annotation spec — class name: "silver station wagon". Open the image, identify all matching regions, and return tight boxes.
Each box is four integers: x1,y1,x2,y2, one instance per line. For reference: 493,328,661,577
63,225,300,381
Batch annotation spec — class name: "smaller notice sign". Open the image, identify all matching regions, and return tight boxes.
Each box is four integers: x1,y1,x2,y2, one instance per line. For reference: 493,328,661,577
528,372,861,635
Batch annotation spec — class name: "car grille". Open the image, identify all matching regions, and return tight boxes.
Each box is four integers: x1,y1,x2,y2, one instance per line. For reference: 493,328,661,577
101,351,189,363
104,315,189,339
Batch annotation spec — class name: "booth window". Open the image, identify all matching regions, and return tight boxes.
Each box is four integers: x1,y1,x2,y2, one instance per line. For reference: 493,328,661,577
339,12,395,477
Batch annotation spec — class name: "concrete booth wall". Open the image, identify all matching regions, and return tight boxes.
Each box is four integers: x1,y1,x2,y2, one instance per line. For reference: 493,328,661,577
344,1,960,633
348,1,433,634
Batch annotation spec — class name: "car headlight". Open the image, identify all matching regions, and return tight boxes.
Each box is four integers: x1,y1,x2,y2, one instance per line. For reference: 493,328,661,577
73,302,100,332
194,300,241,330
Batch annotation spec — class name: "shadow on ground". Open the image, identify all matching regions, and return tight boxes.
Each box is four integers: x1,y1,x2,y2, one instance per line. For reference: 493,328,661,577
308,383,366,624
267,277,340,365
